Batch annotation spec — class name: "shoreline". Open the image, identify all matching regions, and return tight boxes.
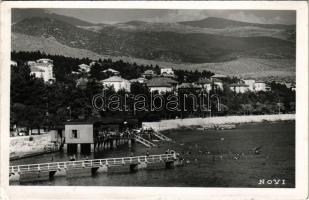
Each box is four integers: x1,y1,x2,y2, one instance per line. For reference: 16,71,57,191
142,114,295,132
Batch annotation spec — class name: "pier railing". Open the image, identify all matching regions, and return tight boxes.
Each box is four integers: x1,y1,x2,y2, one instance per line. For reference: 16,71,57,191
10,153,176,173
133,134,157,147
151,131,172,141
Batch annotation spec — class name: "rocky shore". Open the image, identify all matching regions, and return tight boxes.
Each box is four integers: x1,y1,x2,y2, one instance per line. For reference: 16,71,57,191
142,114,295,131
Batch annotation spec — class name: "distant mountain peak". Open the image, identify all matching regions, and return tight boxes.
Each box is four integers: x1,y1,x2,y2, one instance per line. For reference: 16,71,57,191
12,9,95,27
179,17,295,30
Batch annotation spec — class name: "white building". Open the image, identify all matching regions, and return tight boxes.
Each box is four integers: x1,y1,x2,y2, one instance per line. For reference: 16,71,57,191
79,63,91,73
101,76,131,92
161,68,174,77
243,79,256,91
11,60,17,66
212,78,224,91
254,81,267,92
29,59,55,83
230,83,250,93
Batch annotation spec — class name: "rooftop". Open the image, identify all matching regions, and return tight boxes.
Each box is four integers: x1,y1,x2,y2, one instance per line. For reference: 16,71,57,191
212,78,223,83
103,68,120,74
147,77,178,87
101,76,128,82
79,63,90,68
211,74,227,78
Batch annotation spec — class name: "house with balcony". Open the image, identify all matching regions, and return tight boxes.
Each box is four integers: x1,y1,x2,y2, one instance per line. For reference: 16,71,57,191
147,77,178,93
229,83,250,93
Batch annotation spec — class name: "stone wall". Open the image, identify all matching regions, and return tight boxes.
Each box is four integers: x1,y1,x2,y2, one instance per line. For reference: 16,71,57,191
10,133,55,158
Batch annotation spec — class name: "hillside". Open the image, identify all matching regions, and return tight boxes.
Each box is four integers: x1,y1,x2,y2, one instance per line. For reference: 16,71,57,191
12,9,94,26
12,33,295,81
107,21,295,41
13,17,295,64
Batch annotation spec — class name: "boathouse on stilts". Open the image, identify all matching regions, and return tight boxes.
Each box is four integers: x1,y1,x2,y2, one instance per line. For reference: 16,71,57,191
63,118,140,154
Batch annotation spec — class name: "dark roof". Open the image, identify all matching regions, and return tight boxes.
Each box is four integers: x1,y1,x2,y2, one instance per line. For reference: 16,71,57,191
196,78,212,84
147,77,178,87
212,78,223,83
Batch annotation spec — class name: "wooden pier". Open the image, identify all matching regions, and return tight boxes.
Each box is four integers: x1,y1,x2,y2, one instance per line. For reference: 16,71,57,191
9,153,178,183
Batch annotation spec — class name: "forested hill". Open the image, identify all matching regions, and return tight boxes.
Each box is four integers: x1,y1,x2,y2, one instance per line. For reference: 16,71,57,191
11,51,214,83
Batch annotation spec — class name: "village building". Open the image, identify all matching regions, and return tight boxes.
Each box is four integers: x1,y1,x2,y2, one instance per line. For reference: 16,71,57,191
147,77,178,93
243,79,256,91
130,77,147,84
212,78,224,91
229,83,250,93
103,68,120,76
194,78,212,92
11,60,17,66
101,76,131,92
78,63,91,73
89,61,97,66
29,58,55,83
254,81,268,92
177,83,202,93
160,68,175,77
142,69,156,78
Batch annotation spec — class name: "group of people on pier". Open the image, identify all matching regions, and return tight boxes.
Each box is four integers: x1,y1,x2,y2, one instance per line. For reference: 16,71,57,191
94,127,156,143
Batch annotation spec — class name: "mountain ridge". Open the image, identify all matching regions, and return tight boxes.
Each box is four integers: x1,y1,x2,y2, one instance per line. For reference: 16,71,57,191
13,17,295,64
179,17,296,30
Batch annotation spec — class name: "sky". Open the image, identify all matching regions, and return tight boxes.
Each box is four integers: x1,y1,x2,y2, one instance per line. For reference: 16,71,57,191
49,9,296,25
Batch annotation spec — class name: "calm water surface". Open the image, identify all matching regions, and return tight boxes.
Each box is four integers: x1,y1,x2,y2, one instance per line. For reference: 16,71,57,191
11,121,295,187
